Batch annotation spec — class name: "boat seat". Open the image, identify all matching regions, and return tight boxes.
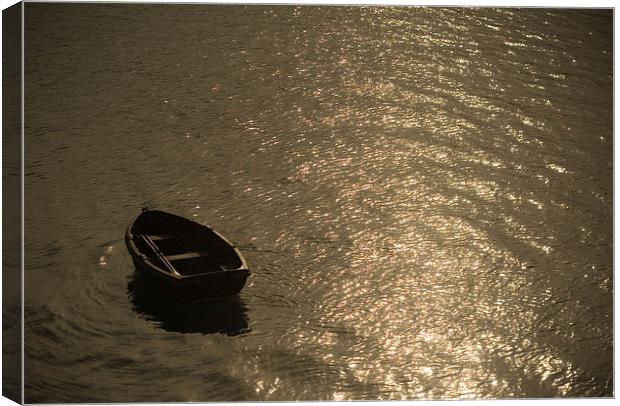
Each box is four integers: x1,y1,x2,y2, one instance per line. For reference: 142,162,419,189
166,251,210,261
148,233,189,241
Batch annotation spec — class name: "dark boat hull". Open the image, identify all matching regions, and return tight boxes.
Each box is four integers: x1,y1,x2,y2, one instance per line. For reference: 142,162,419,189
126,248,250,301
124,210,251,301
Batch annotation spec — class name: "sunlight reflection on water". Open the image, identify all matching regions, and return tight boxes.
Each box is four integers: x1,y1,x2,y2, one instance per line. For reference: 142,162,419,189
24,5,612,402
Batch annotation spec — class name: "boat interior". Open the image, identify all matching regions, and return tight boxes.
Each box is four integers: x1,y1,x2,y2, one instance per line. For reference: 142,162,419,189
131,210,243,276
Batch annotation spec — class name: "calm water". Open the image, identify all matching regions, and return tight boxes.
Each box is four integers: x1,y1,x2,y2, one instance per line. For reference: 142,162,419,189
23,5,612,401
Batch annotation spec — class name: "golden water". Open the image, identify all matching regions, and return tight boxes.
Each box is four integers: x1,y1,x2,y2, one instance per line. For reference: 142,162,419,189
23,5,612,401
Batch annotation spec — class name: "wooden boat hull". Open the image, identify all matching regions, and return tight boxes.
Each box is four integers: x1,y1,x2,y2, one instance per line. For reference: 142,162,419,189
124,209,251,301
126,252,250,300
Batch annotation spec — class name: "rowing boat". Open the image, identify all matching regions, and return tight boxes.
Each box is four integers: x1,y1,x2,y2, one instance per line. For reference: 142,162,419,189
124,208,251,300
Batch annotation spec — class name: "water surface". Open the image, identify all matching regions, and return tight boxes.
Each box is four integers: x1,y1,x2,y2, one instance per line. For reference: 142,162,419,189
24,5,613,401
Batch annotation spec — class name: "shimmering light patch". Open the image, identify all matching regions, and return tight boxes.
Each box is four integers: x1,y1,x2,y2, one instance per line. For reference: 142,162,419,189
546,163,568,173
504,41,528,47
527,198,544,209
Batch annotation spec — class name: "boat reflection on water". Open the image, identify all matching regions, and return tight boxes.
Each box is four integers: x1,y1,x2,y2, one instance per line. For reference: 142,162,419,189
127,272,251,336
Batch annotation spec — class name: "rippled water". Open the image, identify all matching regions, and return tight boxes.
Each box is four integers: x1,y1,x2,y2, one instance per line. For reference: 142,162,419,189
23,4,612,401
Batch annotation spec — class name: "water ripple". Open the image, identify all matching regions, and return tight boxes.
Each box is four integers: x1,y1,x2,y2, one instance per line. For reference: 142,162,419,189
23,5,612,401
